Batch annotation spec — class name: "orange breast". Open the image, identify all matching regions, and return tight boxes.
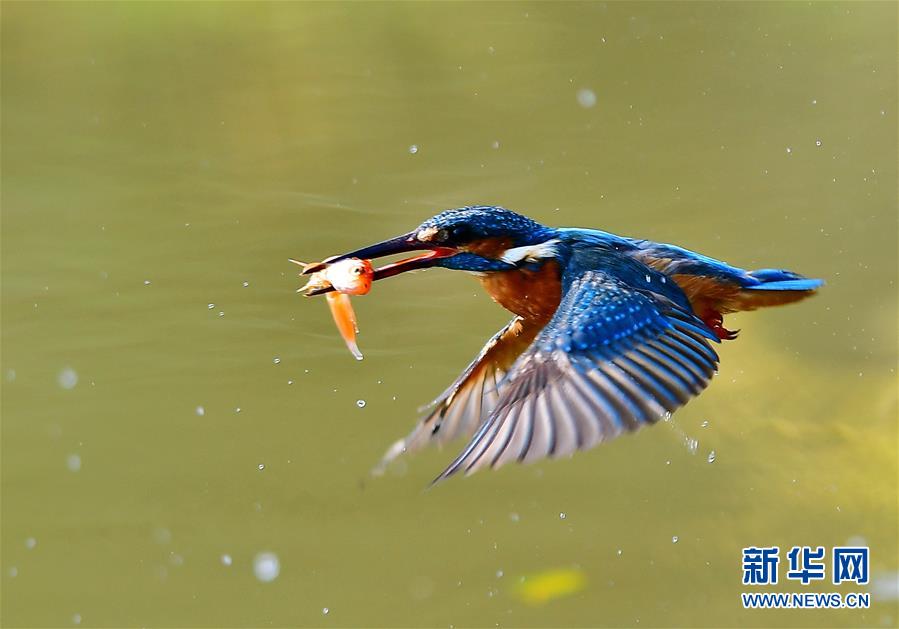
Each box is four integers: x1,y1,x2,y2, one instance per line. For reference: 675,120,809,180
478,261,562,324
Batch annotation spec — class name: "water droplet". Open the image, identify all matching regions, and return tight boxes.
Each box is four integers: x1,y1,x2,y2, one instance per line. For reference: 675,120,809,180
25,537,37,550
576,88,597,108
408,144,419,154
221,554,232,566
66,453,82,472
322,607,330,615
617,549,623,557
57,367,78,390
786,147,793,154
207,303,215,309
672,536,679,543
496,569,504,578
509,512,520,523
356,400,366,408
700,420,709,428
195,405,205,416
559,512,567,520
273,357,281,365
153,527,172,545
72,613,82,625
815,139,822,147
143,280,151,286
707,450,717,463
235,407,241,413
218,311,224,317
257,463,265,471
253,552,280,582
242,281,249,287
685,437,699,454
491,140,500,149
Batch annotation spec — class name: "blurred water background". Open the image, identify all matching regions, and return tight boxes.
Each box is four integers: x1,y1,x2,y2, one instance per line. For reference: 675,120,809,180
2,2,897,627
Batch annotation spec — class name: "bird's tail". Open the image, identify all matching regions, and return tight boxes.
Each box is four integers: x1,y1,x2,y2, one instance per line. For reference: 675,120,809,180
735,268,824,310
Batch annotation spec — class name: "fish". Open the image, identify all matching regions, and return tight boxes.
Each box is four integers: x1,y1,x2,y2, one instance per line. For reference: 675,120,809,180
292,257,374,360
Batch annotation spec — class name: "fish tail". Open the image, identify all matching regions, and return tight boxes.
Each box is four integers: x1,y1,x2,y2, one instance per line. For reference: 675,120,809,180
326,293,363,360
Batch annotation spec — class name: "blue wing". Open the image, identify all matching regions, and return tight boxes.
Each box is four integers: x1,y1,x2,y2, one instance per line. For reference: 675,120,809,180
433,266,720,482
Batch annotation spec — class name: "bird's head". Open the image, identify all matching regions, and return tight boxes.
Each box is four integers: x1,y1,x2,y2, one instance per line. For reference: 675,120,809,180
302,206,559,293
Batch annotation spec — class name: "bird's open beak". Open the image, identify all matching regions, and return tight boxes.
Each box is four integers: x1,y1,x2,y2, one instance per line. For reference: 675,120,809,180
301,231,457,296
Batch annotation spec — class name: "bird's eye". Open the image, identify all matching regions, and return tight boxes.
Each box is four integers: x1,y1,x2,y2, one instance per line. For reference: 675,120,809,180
435,228,450,242
450,225,470,241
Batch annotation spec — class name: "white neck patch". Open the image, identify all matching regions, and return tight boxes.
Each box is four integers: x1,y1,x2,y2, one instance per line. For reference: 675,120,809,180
499,239,560,265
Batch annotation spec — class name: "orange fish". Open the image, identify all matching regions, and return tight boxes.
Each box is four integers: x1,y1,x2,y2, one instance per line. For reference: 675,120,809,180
292,258,373,360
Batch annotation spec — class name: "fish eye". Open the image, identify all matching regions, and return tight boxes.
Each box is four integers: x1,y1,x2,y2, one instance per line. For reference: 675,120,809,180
352,266,363,275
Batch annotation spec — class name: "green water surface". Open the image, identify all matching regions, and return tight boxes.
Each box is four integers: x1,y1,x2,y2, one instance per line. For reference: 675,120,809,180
2,2,897,627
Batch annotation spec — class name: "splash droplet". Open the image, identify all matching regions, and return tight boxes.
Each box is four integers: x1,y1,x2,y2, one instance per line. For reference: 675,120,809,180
207,303,215,309
57,367,78,390
559,512,567,520
195,406,205,416
408,144,419,154
273,357,281,365
707,450,717,463
672,536,679,543
221,554,232,566
322,607,330,616
576,88,597,108
66,453,82,472
253,552,280,582
356,400,366,408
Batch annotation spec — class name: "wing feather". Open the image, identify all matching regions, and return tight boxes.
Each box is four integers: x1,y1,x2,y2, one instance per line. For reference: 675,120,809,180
433,267,721,483
373,316,539,473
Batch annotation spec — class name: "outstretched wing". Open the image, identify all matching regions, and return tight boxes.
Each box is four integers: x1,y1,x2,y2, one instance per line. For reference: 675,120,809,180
373,316,542,473
433,267,720,482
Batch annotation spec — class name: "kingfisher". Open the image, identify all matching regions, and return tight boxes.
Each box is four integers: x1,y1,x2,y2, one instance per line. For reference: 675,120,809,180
302,206,822,483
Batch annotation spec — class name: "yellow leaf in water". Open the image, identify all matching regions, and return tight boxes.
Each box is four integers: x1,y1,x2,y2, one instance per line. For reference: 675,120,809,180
514,567,587,605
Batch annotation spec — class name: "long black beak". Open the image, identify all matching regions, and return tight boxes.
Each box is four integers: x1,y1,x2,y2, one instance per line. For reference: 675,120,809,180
300,231,457,296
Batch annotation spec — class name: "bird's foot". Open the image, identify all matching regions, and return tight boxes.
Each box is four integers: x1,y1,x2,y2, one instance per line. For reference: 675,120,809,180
701,311,740,341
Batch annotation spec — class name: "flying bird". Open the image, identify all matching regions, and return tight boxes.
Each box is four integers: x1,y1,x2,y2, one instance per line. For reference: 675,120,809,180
302,206,822,482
